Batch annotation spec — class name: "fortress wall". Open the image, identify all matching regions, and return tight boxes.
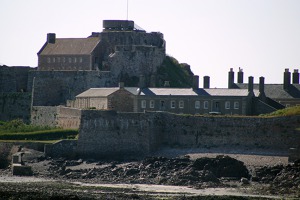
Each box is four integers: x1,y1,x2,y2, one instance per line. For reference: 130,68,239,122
161,114,300,151
77,111,300,159
28,70,114,106
0,66,34,93
56,107,81,129
0,93,31,122
31,106,81,129
31,106,59,127
77,110,162,159
107,46,165,78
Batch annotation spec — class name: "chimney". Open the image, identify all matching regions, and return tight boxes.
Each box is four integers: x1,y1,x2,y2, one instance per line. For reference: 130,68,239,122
283,68,291,90
203,76,210,89
237,67,244,83
258,76,266,100
293,69,299,84
47,33,56,44
248,76,254,95
192,75,199,89
119,82,124,88
228,68,234,88
139,75,145,88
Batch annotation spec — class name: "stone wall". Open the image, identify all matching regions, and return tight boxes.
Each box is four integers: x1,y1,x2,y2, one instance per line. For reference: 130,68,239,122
0,65,35,93
161,113,300,151
28,70,113,106
77,111,300,159
31,106,81,129
77,110,161,159
0,93,31,122
44,140,77,158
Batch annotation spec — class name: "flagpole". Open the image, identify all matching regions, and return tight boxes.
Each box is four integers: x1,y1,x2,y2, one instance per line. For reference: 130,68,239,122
127,0,129,20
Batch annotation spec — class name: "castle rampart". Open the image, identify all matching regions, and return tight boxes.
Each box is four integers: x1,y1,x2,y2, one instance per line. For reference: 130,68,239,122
77,110,300,159
28,70,113,106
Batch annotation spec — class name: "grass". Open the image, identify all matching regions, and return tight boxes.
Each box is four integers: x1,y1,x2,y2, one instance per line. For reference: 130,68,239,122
157,56,193,88
0,119,78,141
260,105,300,117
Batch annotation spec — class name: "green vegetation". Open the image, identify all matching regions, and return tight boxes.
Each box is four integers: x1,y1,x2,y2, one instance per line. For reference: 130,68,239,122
260,105,300,117
157,56,194,88
0,119,78,141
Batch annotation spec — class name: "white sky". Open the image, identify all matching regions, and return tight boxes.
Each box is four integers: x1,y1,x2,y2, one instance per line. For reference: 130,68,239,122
1,0,300,88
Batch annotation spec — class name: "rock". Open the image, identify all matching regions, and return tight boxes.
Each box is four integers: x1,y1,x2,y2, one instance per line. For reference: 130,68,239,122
240,177,250,185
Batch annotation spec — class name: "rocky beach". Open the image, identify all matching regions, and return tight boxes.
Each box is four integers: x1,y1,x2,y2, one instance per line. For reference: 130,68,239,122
0,147,299,199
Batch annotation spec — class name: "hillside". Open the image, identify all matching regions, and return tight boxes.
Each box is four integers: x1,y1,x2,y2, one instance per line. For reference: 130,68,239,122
156,56,194,88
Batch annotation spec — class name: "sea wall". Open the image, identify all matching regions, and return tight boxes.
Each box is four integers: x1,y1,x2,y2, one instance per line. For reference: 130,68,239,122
77,111,300,159
77,110,161,159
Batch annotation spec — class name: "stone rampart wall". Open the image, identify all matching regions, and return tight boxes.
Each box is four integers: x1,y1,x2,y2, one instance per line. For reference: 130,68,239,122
57,107,81,129
44,140,78,158
77,111,300,159
27,70,113,106
161,113,300,151
0,93,31,122
31,106,81,129
77,110,161,159
31,106,58,127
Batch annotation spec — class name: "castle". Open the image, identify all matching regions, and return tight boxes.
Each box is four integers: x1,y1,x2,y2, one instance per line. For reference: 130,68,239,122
1,20,300,122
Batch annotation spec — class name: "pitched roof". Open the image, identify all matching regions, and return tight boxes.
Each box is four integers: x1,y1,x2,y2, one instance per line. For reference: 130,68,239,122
140,88,257,97
77,87,259,98
76,87,139,98
39,37,100,55
236,83,300,99
140,88,198,96
203,88,259,96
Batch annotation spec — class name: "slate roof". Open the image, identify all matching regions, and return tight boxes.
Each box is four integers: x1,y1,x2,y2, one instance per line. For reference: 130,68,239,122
140,88,258,97
76,87,139,98
39,38,100,55
203,88,259,97
140,88,198,96
77,87,261,98
236,84,300,99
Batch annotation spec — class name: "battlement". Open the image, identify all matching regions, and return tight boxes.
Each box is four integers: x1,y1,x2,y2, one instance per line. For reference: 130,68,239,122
103,20,145,32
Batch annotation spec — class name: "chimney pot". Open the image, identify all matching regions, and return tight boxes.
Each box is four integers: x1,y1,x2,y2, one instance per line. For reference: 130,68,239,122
284,68,291,90
228,68,235,88
193,75,199,89
293,69,299,84
47,33,56,44
203,76,210,89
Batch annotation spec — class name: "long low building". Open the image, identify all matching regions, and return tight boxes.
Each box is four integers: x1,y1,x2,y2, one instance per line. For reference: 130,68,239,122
72,77,278,116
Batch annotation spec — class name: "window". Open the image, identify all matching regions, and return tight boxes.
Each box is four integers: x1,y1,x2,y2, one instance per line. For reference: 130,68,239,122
69,57,72,63
225,101,230,109
204,101,209,109
234,101,239,109
57,57,60,63
150,100,155,108
195,101,200,109
74,57,77,63
171,100,176,108
52,57,55,63
179,100,184,109
62,57,65,63
160,100,165,109
141,100,146,108
47,57,51,63
79,57,83,63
